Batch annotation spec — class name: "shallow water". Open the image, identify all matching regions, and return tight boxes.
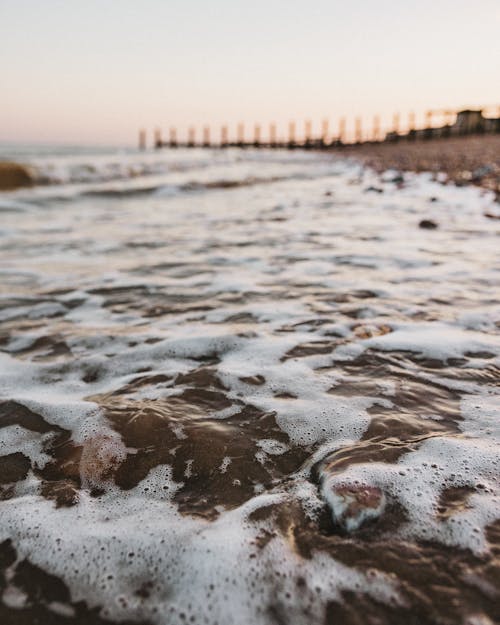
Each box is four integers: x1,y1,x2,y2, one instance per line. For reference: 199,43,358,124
0,147,499,625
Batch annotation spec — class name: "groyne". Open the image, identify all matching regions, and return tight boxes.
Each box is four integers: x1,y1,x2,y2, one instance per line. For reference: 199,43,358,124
141,106,500,151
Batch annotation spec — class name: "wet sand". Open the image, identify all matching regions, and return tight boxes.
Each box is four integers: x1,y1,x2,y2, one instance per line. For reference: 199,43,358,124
0,149,499,625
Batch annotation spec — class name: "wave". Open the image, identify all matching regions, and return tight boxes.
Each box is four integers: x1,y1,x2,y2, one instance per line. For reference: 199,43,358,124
80,174,299,199
0,147,334,194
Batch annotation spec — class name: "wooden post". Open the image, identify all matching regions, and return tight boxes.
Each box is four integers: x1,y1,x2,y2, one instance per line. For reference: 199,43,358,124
221,125,228,147
203,126,210,147
390,113,400,142
408,111,416,140
288,121,296,147
138,129,146,150
237,123,244,146
304,119,312,146
372,115,380,141
441,110,452,138
321,119,329,145
424,110,433,139
154,127,162,149
169,127,177,148
188,126,195,147
338,117,346,143
393,112,400,135
355,117,362,143
269,123,277,147
253,124,261,147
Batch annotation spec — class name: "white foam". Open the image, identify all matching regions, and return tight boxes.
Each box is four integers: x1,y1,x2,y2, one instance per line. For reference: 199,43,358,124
1,149,499,621
334,321,500,362
319,431,499,554
0,468,403,624
0,425,51,469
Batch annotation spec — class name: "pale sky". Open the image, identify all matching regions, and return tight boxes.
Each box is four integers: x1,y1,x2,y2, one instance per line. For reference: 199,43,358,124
1,0,499,145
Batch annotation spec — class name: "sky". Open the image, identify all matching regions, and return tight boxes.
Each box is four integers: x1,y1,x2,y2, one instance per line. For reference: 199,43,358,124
1,0,499,146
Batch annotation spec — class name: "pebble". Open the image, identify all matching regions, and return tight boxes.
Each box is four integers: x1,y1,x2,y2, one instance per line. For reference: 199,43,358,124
322,483,386,532
419,219,438,229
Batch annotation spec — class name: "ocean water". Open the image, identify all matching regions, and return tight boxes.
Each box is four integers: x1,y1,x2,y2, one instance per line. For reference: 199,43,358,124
0,146,499,625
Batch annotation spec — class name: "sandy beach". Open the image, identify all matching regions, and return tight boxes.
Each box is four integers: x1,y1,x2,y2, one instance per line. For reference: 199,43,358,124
342,134,500,196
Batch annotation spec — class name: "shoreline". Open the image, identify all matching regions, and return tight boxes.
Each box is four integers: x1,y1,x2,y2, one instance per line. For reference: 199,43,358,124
342,134,500,198
1,135,499,196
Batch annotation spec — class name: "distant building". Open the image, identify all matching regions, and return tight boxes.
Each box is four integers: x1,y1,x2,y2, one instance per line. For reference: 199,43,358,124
384,108,500,142
452,109,484,135
484,115,500,133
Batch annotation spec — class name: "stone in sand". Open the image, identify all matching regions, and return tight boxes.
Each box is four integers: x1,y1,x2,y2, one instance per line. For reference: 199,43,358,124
322,482,386,532
419,219,438,229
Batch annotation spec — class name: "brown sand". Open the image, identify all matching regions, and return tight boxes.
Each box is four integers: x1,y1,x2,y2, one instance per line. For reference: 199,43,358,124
0,162,33,191
340,134,500,197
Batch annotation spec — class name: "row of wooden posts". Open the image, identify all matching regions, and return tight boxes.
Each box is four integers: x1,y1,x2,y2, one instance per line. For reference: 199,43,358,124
139,112,422,150
139,107,498,150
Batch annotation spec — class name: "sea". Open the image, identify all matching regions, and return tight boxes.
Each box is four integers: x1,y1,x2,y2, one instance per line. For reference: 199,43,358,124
0,144,499,625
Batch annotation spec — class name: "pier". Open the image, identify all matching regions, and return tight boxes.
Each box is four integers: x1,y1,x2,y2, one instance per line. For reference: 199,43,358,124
139,105,500,150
